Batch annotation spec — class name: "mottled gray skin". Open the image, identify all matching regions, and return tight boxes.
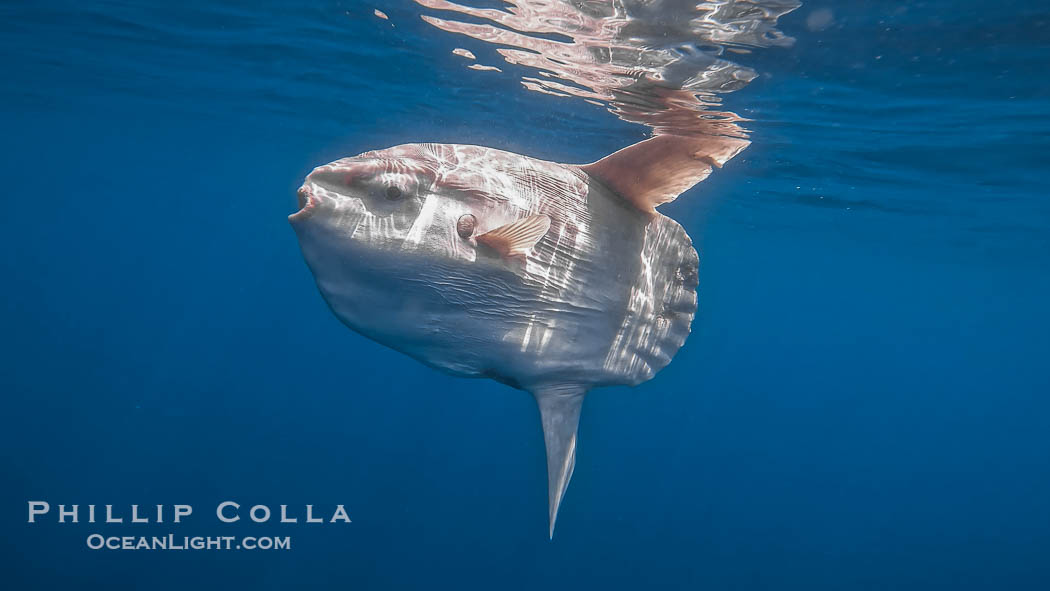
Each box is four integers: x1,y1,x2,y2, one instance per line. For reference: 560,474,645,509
291,143,698,391
290,142,699,536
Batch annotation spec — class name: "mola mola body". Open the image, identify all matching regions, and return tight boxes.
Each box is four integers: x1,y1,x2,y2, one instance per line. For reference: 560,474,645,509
290,135,748,537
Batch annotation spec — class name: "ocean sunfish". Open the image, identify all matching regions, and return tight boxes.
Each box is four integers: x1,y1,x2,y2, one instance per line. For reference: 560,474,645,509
290,135,748,537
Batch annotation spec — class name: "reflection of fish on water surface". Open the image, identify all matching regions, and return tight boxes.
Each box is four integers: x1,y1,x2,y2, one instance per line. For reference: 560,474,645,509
297,0,798,537
414,0,799,136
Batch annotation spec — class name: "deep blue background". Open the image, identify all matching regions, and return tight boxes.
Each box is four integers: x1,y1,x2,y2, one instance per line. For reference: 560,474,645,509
2,1,1048,589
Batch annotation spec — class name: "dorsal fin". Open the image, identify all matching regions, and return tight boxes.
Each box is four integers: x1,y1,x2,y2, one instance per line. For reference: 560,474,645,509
476,214,551,258
580,134,750,213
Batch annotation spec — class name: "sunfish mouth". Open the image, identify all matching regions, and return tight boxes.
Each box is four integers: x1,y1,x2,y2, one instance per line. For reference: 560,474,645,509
289,185,317,223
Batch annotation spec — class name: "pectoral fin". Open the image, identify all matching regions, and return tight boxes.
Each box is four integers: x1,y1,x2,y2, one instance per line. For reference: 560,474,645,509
476,214,551,258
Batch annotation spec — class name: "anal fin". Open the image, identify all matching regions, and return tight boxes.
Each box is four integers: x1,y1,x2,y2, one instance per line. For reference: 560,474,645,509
532,386,586,539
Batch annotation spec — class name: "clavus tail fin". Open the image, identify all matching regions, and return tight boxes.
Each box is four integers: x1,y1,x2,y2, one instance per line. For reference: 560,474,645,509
532,386,586,539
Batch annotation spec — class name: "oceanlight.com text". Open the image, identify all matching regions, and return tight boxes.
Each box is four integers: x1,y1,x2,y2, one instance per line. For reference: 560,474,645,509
85,534,291,551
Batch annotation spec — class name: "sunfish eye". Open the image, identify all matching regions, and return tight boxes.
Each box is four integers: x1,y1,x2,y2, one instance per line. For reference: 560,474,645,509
384,185,403,201
456,214,477,239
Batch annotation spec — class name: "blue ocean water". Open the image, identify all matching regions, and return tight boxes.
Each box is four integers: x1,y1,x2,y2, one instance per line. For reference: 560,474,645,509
2,1,1048,589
